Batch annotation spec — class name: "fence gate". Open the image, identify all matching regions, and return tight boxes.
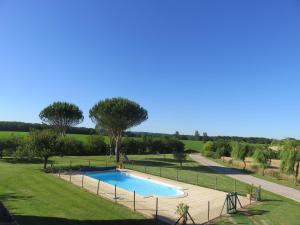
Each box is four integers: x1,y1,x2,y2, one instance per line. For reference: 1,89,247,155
226,192,237,214
220,192,242,216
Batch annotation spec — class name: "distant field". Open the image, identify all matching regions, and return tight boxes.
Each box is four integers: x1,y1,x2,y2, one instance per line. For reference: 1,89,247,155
181,140,204,151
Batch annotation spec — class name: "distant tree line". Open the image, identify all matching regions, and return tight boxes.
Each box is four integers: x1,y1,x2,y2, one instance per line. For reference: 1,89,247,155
0,121,273,145
0,121,96,135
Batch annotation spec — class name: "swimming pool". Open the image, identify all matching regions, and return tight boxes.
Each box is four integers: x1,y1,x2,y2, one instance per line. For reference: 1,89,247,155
87,170,183,197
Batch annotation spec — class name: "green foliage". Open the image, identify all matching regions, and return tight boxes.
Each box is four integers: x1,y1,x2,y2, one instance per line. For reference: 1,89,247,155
202,141,217,157
0,135,23,158
85,135,107,155
279,138,300,184
89,97,148,162
253,145,271,175
176,203,189,224
20,129,60,168
56,136,84,156
173,150,186,166
39,101,84,135
231,142,252,169
215,140,232,159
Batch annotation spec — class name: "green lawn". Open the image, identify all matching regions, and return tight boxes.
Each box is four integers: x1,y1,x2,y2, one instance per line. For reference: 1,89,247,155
181,140,204,151
0,158,162,225
0,131,28,138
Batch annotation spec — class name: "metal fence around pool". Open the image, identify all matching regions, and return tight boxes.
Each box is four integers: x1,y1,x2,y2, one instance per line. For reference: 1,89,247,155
50,157,259,225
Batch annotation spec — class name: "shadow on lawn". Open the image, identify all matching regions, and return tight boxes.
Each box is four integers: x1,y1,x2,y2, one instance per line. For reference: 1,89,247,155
128,159,252,175
237,208,269,217
2,157,44,164
145,157,194,164
14,215,164,225
0,193,32,202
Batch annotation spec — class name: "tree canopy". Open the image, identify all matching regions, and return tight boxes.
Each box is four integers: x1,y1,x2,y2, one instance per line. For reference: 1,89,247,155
253,145,271,175
27,129,59,169
231,142,252,169
89,97,148,162
39,102,84,135
279,138,300,184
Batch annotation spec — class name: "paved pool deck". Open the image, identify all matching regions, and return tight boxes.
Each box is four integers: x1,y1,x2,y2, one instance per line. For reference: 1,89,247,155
57,169,249,225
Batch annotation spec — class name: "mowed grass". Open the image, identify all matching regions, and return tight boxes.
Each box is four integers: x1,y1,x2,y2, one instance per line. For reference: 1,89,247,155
51,154,300,225
0,158,162,225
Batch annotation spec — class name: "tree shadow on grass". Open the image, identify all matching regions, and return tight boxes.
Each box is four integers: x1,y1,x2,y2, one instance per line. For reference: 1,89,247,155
145,157,194,164
2,157,44,164
237,208,269,217
0,193,32,202
14,215,165,225
128,160,173,167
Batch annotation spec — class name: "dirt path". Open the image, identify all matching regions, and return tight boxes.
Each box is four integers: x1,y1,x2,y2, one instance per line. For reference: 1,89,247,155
190,153,300,203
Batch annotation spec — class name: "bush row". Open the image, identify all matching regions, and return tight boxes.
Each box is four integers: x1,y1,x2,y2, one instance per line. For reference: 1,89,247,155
0,135,185,158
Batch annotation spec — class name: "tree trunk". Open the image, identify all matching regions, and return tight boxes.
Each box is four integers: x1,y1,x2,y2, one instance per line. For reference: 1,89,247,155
262,168,265,176
44,157,48,169
115,138,120,163
243,160,246,170
294,161,299,185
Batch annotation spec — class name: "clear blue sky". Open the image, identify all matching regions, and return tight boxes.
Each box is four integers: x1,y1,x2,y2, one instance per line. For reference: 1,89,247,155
1,0,300,139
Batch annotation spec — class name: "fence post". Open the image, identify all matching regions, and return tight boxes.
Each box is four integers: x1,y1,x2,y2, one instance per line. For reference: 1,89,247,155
176,167,179,181
81,174,84,188
208,201,210,223
159,167,162,177
97,180,100,195
69,171,72,182
215,176,218,189
155,197,158,220
115,184,117,203
58,168,61,177
134,191,136,211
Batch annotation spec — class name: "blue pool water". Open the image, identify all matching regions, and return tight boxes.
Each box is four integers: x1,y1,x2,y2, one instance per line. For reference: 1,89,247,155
87,171,183,197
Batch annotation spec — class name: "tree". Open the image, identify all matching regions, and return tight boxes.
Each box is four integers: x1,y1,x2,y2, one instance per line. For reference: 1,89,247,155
174,131,180,140
202,141,217,157
203,132,208,142
39,101,84,135
215,140,232,161
280,139,300,184
194,130,200,140
231,142,251,170
27,129,59,169
253,145,271,175
173,149,186,167
89,97,148,162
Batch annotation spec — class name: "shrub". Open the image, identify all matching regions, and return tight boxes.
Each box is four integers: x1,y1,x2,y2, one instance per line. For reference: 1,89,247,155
202,141,217,158
56,136,84,156
85,135,107,155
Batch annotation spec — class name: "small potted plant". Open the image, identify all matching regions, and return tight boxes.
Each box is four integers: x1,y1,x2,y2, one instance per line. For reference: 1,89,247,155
176,203,189,225
246,184,253,200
